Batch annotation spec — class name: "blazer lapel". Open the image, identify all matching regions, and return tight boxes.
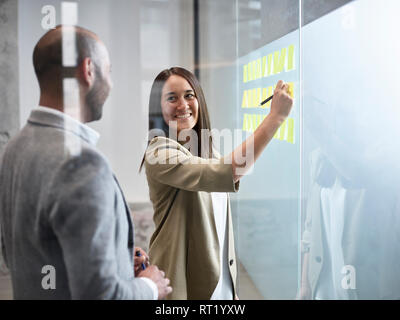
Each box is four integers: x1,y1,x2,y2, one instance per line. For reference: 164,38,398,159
113,174,134,248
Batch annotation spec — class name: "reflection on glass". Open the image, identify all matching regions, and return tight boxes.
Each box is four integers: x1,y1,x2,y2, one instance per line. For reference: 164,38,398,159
301,0,400,299
234,0,400,300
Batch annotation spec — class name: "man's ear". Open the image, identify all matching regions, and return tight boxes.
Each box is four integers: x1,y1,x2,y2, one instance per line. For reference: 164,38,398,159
79,57,95,87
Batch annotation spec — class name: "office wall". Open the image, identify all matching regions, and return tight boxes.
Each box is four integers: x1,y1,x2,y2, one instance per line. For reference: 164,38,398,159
0,0,19,157
0,0,18,297
197,0,237,134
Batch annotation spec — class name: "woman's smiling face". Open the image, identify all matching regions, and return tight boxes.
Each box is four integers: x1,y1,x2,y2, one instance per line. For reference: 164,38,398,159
161,75,199,134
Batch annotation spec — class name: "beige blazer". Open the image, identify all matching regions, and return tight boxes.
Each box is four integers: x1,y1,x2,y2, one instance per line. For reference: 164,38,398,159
145,136,239,300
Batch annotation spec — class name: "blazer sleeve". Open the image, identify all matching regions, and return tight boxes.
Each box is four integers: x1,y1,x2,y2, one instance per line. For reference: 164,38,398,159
47,148,153,300
0,226,8,273
145,137,239,193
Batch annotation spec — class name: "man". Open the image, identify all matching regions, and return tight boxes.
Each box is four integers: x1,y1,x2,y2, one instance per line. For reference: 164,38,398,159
0,25,172,299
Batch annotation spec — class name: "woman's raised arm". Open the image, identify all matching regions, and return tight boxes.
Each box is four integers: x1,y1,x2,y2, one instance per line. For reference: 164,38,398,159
228,80,294,182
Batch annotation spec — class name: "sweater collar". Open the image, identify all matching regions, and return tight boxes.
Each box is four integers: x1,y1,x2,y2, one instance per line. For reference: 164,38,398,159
28,106,100,146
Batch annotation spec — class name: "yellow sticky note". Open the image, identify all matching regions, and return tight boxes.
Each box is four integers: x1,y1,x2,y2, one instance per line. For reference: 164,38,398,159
255,114,259,129
274,47,287,75
256,58,261,79
251,114,258,132
256,88,261,107
267,54,273,76
274,127,280,139
252,88,257,108
267,86,273,108
279,119,287,140
261,88,268,109
287,44,295,71
252,60,257,81
241,90,248,108
287,118,295,144
287,82,294,98
248,89,252,108
247,62,252,81
242,114,249,131
262,56,267,77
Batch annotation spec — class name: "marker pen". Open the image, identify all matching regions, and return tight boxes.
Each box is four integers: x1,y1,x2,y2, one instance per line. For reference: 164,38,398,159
259,85,292,107
259,94,273,106
135,250,147,270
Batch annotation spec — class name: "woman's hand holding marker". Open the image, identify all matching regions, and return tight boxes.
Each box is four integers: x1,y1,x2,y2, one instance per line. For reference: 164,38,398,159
270,80,294,122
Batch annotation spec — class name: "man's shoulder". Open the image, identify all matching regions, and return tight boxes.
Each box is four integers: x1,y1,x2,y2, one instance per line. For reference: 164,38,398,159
63,147,110,172
2,124,111,184
48,138,111,184
47,146,115,201
6,124,106,164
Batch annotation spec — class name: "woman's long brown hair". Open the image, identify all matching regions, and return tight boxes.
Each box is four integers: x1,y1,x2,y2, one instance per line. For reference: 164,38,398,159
139,67,214,172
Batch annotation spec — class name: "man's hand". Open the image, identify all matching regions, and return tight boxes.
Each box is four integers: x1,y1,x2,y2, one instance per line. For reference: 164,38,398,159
138,265,173,300
134,247,149,276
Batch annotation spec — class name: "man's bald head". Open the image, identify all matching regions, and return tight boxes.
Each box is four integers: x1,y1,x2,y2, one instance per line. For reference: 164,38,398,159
33,25,102,86
33,25,112,122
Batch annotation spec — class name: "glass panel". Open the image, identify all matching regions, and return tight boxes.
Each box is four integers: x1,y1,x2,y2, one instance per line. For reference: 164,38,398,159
301,0,400,299
233,0,300,299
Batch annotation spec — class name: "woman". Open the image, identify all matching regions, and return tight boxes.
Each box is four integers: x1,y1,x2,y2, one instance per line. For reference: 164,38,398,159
142,67,293,299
